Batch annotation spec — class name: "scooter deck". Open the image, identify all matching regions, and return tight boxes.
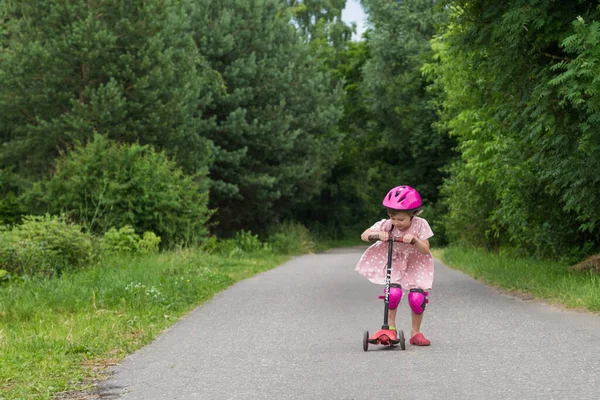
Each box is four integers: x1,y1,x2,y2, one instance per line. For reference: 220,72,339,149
363,328,406,351
368,329,401,345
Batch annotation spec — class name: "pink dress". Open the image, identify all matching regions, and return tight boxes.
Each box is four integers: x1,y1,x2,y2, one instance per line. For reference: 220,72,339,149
355,217,434,290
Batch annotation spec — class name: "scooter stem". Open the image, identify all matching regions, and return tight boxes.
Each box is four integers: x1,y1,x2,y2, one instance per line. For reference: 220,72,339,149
382,227,394,329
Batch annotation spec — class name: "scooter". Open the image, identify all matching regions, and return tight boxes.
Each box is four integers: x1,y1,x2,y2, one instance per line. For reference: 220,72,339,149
363,232,412,351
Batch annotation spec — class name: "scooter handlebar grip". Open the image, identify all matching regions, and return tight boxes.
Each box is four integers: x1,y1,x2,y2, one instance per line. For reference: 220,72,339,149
367,236,415,244
393,237,415,244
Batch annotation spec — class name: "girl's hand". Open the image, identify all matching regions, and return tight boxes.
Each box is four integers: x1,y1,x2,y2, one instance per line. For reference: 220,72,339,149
378,231,389,242
402,234,415,244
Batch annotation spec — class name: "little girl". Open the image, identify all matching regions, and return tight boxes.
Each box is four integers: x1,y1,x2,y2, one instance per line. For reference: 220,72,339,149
355,185,434,346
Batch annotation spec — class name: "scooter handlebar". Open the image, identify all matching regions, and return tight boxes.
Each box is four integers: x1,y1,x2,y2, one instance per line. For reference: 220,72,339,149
367,235,415,244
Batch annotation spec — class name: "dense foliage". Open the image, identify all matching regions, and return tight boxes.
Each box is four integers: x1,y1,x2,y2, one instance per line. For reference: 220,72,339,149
0,0,344,240
0,215,93,276
431,0,600,259
302,0,455,240
296,39,376,236
360,0,454,240
289,0,354,49
31,135,210,247
192,0,343,235
0,0,215,182
1,0,598,262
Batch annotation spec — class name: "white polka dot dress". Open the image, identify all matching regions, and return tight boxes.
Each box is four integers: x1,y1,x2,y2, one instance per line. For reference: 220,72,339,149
355,217,434,290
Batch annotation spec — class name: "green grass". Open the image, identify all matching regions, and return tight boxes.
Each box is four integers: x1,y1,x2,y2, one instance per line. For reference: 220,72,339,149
437,246,600,314
0,248,289,399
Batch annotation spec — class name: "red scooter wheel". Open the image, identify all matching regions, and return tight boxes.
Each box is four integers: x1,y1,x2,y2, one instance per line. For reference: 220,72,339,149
363,330,369,352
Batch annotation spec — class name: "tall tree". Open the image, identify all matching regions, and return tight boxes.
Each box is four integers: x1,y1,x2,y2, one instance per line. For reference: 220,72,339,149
432,0,600,259
191,0,343,235
294,39,371,234
289,0,354,48
300,1,456,238
361,0,454,214
0,0,215,186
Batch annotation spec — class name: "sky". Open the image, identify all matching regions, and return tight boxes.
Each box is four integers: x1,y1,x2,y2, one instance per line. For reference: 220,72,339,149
341,0,368,41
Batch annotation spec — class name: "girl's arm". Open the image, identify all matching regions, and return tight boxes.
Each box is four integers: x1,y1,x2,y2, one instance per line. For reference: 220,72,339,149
360,229,374,242
402,233,430,254
412,237,430,255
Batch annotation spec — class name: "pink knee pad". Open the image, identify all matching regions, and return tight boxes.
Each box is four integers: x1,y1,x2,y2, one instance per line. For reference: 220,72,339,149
408,289,429,314
378,284,403,310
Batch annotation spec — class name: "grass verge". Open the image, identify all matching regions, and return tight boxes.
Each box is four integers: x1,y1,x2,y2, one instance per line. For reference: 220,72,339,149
0,248,289,399
436,246,600,314
0,236,360,400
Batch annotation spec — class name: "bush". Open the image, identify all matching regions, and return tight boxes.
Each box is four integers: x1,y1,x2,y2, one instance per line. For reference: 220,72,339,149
198,225,317,258
101,226,161,254
199,236,219,254
101,226,140,254
28,135,211,247
0,191,24,226
439,161,499,250
233,230,266,253
200,231,273,257
267,221,315,255
139,231,161,254
0,215,93,276
217,230,272,257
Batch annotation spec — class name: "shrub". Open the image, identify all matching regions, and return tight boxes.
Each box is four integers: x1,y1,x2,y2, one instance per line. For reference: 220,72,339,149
101,226,140,254
234,230,265,253
201,231,273,257
199,236,219,254
28,135,211,247
216,230,272,257
101,226,161,254
0,215,93,276
139,231,161,254
267,221,315,255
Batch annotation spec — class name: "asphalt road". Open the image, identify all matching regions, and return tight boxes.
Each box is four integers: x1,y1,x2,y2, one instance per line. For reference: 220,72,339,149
99,247,600,400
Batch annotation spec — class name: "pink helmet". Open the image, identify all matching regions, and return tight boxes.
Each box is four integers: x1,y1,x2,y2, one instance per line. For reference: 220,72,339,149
382,186,422,210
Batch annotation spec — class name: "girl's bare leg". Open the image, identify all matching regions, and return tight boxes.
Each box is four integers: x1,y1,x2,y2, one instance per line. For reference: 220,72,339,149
387,308,397,329
411,311,423,337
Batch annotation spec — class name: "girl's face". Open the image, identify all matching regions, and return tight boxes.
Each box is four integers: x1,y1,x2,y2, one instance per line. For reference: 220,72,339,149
389,212,412,231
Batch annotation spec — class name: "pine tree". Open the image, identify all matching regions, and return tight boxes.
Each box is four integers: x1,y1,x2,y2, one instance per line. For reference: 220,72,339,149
288,0,354,48
361,0,454,209
191,0,343,235
0,0,215,184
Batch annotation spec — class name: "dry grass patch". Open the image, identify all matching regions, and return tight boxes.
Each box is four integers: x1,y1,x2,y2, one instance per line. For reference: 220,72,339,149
569,254,600,274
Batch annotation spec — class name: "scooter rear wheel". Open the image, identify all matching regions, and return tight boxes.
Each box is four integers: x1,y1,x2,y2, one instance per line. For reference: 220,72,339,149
363,330,369,352
399,330,406,350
